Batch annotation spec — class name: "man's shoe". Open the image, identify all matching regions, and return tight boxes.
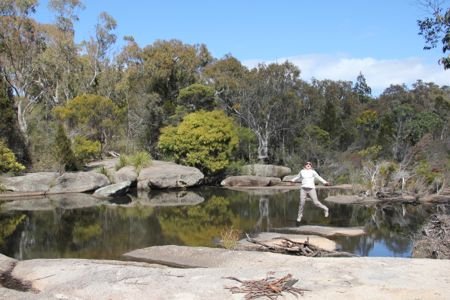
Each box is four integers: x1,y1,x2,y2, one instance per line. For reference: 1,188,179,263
295,221,301,227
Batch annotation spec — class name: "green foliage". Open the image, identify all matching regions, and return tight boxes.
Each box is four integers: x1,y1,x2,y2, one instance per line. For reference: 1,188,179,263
177,83,216,111
418,5,450,69
415,160,441,185
129,151,152,173
115,151,152,173
0,140,26,174
358,145,382,161
407,112,442,143
158,110,239,175
72,136,101,163
54,94,124,154
235,126,257,162
53,124,78,172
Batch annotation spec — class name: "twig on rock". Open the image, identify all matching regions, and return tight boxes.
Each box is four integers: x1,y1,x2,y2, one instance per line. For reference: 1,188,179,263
224,273,309,299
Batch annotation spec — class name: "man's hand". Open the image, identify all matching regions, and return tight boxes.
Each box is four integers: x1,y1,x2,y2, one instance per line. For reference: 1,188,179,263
324,182,332,186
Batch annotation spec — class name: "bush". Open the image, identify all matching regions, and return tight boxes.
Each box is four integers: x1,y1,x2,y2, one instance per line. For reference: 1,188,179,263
158,110,239,176
0,140,25,174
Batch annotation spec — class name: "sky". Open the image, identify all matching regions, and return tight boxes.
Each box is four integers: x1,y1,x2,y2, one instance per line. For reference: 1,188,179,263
35,0,449,96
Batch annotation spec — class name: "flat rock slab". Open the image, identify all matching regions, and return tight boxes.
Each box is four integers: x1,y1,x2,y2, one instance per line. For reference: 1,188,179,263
123,245,261,268
2,250,450,300
272,225,366,237
236,232,336,252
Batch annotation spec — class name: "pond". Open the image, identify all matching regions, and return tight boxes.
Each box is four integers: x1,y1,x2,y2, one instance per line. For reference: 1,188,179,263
0,187,446,260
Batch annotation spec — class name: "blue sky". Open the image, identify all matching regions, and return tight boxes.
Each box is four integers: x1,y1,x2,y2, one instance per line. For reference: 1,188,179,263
35,0,449,95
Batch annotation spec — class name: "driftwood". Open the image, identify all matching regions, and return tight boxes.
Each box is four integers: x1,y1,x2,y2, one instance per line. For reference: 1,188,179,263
246,234,354,257
224,272,309,299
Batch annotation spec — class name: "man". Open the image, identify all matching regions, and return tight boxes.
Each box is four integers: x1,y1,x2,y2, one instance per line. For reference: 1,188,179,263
291,161,330,225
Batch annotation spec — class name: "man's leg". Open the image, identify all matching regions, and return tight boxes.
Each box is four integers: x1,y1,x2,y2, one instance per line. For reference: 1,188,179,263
308,188,329,217
297,188,307,222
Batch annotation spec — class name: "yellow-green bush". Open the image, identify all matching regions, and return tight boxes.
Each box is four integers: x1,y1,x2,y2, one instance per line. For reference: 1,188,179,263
0,140,25,174
73,136,101,163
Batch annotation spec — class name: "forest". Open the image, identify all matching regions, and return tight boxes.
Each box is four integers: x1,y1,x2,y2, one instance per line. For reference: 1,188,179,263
1,0,449,197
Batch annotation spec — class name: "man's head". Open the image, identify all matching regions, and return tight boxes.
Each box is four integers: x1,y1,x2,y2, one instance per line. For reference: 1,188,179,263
305,161,312,169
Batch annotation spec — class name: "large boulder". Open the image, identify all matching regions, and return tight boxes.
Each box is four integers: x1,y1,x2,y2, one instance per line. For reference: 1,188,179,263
0,172,59,193
241,164,291,178
93,181,132,198
48,171,110,194
114,166,138,184
137,161,204,190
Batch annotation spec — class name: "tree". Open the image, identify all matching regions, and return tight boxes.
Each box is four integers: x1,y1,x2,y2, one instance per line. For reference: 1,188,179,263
0,0,46,137
417,0,450,69
353,72,372,103
158,110,239,176
80,11,117,92
53,94,124,157
356,109,379,149
116,36,164,154
177,83,216,112
0,71,29,164
219,62,301,162
53,123,77,172
141,39,213,115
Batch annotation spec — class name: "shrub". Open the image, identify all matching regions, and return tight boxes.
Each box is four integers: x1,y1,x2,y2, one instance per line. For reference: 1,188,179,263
0,140,25,174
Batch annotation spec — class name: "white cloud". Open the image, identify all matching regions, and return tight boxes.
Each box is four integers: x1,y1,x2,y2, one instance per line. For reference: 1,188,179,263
242,54,449,96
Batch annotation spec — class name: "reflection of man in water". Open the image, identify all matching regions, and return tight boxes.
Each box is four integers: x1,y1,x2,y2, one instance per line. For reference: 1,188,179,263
291,161,330,225
255,196,270,231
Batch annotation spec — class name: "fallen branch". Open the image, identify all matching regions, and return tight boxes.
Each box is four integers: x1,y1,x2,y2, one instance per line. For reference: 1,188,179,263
224,272,309,299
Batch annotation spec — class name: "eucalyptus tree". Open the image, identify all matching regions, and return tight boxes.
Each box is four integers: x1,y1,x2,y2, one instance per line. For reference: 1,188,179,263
115,36,164,154
0,0,84,141
79,11,117,95
37,0,84,104
352,72,372,103
53,94,124,158
0,0,46,137
311,79,360,151
417,0,450,69
378,85,415,161
216,61,301,163
141,39,213,117
0,73,29,164
204,55,256,161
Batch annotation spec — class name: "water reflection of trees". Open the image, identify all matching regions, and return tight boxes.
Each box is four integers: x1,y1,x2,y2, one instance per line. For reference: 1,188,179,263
336,202,432,256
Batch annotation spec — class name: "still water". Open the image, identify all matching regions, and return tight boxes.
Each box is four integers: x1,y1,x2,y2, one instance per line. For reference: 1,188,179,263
0,187,445,260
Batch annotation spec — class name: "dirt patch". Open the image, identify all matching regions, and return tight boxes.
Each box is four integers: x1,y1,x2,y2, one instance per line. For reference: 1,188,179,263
412,213,450,259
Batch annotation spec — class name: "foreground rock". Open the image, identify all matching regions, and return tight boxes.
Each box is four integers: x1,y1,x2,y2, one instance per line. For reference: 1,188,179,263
1,248,450,300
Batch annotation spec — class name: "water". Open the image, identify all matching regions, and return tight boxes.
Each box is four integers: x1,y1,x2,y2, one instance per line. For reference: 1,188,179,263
0,187,445,260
